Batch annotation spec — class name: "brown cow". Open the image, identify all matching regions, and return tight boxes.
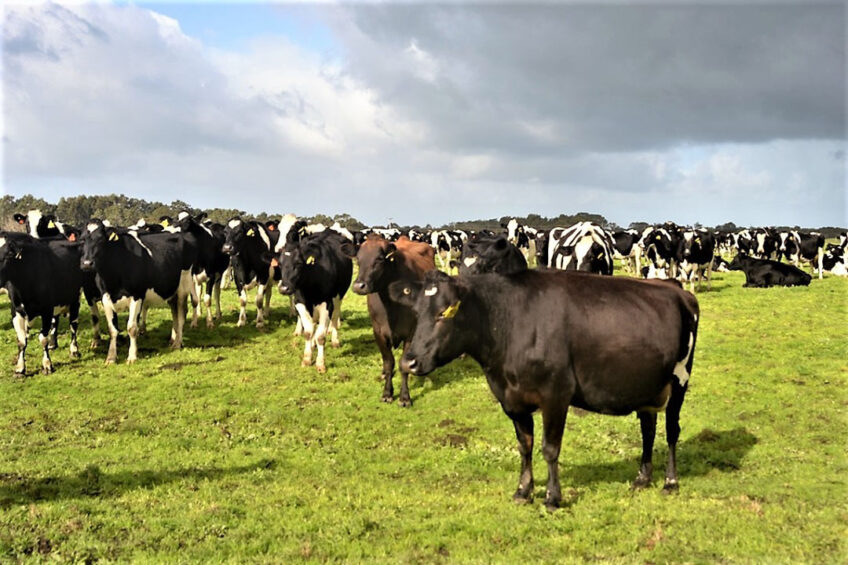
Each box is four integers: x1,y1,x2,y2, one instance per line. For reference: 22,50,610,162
347,235,436,406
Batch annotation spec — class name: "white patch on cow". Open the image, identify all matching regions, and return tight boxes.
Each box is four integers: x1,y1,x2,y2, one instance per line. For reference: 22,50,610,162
178,211,190,221
284,251,292,257
673,332,695,387
574,235,594,269
228,219,241,229
27,210,43,237
0,237,6,248
424,286,438,296
330,222,354,241
684,232,694,243
257,225,271,250
463,256,477,267
87,223,101,233
506,219,519,244
127,231,153,257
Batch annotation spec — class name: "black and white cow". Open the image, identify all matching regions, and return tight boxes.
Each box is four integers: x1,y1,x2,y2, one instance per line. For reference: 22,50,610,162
80,219,195,364
173,212,230,328
271,230,353,372
611,229,642,275
751,228,778,260
221,217,281,328
391,269,699,509
732,229,754,256
793,231,825,280
712,255,731,273
639,226,678,280
456,233,527,276
675,229,716,292
728,254,811,288
503,219,537,264
822,245,847,277
0,234,91,374
430,230,466,270
547,222,615,275
14,210,80,241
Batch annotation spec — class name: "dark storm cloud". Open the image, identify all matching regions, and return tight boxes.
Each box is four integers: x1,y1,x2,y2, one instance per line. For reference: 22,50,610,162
331,4,844,155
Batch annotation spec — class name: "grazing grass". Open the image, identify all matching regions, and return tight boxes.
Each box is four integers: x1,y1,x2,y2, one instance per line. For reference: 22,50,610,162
0,268,846,563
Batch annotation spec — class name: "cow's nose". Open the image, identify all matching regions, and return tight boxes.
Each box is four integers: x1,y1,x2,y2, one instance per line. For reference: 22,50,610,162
222,244,233,254
81,259,93,270
353,281,367,293
400,357,417,374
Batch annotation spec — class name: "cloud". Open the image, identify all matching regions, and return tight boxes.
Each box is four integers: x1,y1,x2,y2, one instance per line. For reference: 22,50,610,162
2,3,845,228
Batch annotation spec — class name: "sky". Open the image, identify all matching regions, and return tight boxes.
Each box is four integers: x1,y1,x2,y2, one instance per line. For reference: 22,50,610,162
2,1,845,228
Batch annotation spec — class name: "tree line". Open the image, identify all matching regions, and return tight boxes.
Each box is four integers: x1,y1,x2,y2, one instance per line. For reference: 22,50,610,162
0,194,843,237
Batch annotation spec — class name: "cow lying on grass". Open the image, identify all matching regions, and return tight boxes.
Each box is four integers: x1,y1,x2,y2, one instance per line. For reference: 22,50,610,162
729,254,811,288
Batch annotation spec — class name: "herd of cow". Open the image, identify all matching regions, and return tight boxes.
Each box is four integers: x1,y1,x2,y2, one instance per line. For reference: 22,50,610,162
2,209,845,509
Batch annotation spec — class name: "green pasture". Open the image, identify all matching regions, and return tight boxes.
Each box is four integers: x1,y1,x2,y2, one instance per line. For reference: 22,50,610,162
0,268,846,563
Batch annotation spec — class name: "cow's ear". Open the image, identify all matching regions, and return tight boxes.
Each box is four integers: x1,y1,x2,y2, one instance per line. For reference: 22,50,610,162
68,232,77,242
500,222,508,228
388,280,422,306
195,212,207,222
385,243,397,261
13,214,26,225
340,240,358,258
495,237,508,250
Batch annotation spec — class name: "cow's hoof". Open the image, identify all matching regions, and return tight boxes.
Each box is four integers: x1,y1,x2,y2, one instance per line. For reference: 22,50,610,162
661,480,679,494
42,366,54,375
301,358,312,367
190,321,199,329
316,364,326,374
69,350,80,360
331,341,341,349
398,397,412,408
381,393,394,403
256,322,265,330
512,487,533,504
631,475,652,490
170,343,182,351
237,320,246,328
206,321,215,330
127,358,136,365
89,340,101,350
105,358,116,366
14,370,26,378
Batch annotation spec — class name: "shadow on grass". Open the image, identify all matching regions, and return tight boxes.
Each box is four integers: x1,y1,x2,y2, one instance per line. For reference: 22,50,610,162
566,427,758,487
0,458,277,508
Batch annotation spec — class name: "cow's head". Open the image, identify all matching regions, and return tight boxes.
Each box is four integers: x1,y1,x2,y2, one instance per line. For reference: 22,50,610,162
459,235,521,275
351,235,396,294
0,236,24,275
390,271,470,376
273,239,320,295
222,217,249,255
80,219,117,271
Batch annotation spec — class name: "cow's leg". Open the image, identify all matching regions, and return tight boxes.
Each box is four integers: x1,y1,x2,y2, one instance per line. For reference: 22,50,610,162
375,331,395,402
237,287,248,327
254,283,266,328
13,310,28,376
398,342,412,407
510,412,534,502
48,315,59,350
633,411,656,489
68,301,80,360
330,296,342,348
817,248,824,279
139,303,149,335
170,293,187,350
87,297,102,349
663,382,687,493
126,298,143,364
212,277,223,320
541,405,568,510
204,279,215,329
39,316,54,374
263,283,273,322
295,303,315,367
101,294,119,365
189,279,201,329
313,302,329,373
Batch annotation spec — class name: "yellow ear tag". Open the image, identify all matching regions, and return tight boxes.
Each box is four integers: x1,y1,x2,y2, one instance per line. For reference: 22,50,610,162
441,301,461,319
246,228,255,237
386,250,395,261
108,231,119,242
655,235,661,240
160,219,169,227
306,256,316,265
596,253,604,259
695,237,701,244
48,220,56,228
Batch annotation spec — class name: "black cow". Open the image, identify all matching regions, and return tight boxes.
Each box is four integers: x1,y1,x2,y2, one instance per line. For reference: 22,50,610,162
675,229,716,292
221,218,281,328
348,235,436,406
728,254,811,287
173,212,229,328
271,230,352,372
390,270,699,509
80,219,195,364
456,233,527,276
0,234,92,375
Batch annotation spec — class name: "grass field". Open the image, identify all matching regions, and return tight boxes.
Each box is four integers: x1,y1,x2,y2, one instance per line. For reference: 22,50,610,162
0,267,846,563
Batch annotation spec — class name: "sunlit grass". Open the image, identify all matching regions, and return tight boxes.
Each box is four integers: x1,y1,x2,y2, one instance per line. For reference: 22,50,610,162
0,268,846,562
